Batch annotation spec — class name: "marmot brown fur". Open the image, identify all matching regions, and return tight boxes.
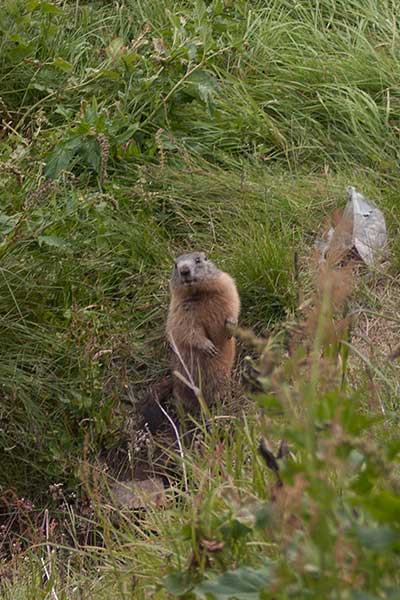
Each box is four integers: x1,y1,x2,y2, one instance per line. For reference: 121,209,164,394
167,251,240,415
140,252,240,432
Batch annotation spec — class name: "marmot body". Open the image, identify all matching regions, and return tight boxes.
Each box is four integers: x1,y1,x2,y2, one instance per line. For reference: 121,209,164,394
167,251,240,414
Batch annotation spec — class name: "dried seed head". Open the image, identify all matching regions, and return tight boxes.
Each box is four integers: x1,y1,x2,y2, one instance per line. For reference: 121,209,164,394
97,133,110,184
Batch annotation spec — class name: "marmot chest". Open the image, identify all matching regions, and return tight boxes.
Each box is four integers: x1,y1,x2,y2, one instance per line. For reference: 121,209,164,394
172,294,226,342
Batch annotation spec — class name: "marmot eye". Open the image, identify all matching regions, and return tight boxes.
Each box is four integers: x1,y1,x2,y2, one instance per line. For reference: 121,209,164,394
195,257,201,264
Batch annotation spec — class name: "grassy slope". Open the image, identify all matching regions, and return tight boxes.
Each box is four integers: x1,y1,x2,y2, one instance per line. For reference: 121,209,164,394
0,0,400,598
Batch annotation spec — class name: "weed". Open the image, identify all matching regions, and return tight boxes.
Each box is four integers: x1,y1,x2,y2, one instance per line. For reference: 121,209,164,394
0,0,400,598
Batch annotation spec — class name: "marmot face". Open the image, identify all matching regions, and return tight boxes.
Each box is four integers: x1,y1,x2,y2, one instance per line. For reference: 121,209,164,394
170,251,220,289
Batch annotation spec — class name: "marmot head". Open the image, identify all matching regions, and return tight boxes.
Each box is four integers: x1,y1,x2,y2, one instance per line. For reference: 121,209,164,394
170,251,220,289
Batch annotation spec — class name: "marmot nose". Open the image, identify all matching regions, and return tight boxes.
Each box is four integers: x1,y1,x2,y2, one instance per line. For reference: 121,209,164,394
180,266,191,276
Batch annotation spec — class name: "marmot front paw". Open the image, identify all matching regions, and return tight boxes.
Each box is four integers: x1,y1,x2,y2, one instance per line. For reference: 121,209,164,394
203,338,219,357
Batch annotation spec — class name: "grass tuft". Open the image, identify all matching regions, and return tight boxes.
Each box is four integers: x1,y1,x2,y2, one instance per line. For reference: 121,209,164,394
0,0,400,597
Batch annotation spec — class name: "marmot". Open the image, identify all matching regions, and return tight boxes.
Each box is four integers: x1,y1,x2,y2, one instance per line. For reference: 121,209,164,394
135,253,240,479
167,251,240,415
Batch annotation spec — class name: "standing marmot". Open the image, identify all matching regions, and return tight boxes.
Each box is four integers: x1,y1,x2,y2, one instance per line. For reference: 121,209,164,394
167,251,240,415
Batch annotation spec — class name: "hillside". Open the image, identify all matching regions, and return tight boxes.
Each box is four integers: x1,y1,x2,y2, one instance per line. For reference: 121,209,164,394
0,1,399,598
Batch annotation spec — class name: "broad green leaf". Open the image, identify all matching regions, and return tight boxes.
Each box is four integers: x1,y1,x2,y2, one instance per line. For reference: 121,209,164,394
194,565,271,600
362,492,400,524
352,592,380,600
163,572,194,596
38,235,69,249
0,214,20,236
384,587,400,600
99,69,121,81
79,137,101,174
28,1,62,13
9,34,30,45
26,0,40,9
221,519,252,542
106,37,125,59
31,83,54,93
254,505,271,530
351,469,374,495
347,448,365,473
184,70,218,112
257,393,283,414
387,439,400,460
45,137,82,179
53,57,73,72
38,2,63,15
355,525,400,551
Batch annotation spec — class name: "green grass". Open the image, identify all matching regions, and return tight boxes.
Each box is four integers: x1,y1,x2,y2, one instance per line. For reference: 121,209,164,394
0,0,400,598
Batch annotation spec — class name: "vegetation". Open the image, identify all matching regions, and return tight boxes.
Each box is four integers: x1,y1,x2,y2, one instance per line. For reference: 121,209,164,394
0,0,399,598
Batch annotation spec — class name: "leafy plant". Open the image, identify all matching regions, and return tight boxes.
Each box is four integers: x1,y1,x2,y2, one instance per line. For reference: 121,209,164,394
0,0,400,598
